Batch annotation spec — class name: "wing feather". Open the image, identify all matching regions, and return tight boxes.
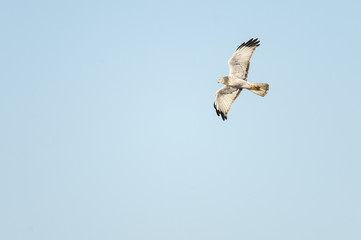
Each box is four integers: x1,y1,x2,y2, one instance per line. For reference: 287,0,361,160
228,38,260,79
214,86,242,120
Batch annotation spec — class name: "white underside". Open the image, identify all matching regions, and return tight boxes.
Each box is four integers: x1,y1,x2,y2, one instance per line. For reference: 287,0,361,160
227,78,252,89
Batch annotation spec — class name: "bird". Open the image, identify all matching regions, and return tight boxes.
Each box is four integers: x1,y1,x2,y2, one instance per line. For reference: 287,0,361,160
213,38,269,120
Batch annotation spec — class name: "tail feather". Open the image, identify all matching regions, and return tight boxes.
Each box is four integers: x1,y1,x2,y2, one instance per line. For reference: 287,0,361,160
249,83,269,97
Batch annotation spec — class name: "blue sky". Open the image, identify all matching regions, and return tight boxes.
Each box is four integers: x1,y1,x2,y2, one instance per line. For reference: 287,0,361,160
1,0,361,239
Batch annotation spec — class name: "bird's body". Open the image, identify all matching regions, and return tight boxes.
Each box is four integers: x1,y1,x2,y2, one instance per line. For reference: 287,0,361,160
214,38,269,120
221,77,251,89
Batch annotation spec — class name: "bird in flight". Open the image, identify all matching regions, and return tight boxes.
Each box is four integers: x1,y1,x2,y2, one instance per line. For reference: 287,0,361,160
214,38,269,120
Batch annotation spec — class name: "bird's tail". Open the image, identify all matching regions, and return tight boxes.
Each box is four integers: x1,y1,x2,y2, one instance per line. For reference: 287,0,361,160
249,83,269,97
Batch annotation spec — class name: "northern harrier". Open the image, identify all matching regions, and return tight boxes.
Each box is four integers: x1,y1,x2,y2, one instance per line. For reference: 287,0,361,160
214,38,269,120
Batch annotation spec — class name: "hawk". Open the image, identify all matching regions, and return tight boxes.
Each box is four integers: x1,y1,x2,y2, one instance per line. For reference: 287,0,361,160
214,38,269,120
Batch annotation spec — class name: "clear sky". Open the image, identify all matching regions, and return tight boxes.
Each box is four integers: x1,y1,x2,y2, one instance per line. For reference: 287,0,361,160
1,0,361,239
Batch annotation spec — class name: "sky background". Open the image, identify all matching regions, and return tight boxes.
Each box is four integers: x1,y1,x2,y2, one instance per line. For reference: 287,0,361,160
1,0,361,239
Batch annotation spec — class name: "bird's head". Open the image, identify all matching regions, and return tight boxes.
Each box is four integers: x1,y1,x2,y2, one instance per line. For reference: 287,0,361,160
218,76,229,85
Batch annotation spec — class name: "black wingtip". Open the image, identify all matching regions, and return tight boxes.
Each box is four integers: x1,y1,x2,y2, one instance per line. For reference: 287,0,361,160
236,38,260,50
214,103,227,120
213,103,220,116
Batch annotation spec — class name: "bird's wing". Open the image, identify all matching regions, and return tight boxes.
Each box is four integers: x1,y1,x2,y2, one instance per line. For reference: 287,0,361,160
214,86,242,120
228,38,260,79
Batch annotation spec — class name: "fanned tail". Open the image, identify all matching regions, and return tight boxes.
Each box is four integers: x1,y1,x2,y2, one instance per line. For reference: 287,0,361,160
249,83,269,97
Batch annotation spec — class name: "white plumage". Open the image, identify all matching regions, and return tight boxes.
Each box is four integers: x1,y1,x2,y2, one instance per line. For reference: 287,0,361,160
214,38,269,120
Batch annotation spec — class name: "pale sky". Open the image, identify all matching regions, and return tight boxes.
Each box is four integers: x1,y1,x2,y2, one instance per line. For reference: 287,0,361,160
1,0,361,239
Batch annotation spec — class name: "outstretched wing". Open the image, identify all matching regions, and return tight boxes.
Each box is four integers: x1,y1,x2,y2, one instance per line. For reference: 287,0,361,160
228,38,260,80
214,86,242,120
